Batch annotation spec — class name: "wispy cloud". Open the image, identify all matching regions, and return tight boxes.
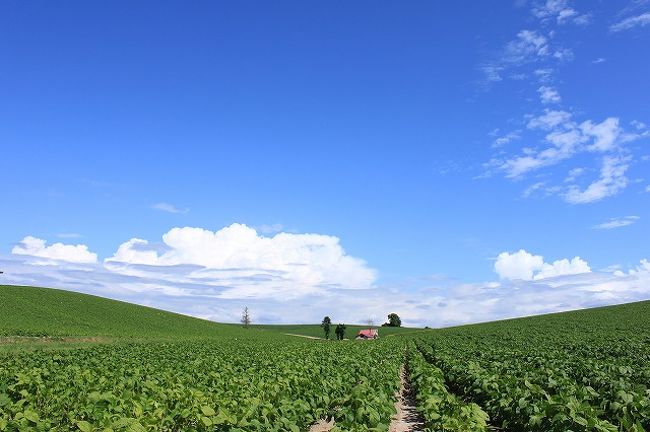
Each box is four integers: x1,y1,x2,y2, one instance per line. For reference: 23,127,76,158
492,130,521,148
151,202,189,214
538,85,561,104
592,216,640,230
610,12,650,32
592,57,607,64
532,0,590,25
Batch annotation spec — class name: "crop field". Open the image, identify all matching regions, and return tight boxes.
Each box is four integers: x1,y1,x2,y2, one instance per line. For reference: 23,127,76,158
412,301,650,431
2,284,650,431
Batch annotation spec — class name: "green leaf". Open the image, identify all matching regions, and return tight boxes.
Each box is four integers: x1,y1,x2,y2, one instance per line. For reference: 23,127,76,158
77,421,93,432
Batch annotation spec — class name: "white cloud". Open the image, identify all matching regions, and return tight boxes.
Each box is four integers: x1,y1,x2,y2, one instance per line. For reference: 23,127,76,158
564,167,585,182
580,117,622,152
535,257,591,279
592,57,607,64
532,0,590,25
499,114,629,183
152,203,189,214
494,249,544,280
527,110,573,130
564,155,630,204
495,249,591,281
610,12,650,32
538,86,561,104
523,181,546,197
492,130,521,148
631,120,647,130
12,236,98,263
593,216,640,230
3,250,650,328
506,30,550,62
106,223,376,297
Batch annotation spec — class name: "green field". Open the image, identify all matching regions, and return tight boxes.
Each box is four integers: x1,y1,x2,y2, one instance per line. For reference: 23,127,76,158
2,284,650,431
0,285,241,340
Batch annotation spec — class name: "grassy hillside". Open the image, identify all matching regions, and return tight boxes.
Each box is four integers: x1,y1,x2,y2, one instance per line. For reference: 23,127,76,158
441,299,650,335
0,284,238,339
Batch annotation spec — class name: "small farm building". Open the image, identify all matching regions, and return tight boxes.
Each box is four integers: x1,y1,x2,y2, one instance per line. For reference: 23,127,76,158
356,329,379,340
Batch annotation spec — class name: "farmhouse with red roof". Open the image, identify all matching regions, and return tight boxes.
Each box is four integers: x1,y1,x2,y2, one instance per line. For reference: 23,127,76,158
356,329,379,340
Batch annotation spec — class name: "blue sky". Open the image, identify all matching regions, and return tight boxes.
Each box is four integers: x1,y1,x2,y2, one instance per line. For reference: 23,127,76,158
2,1,649,326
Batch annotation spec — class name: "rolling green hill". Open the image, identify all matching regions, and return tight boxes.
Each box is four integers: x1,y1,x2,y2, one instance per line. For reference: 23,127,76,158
0,285,423,342
0,284,238,339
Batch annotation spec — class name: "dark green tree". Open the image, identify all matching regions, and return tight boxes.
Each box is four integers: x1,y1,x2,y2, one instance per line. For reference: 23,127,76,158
321,316,332,339
386,313,401,327
335,323,347,340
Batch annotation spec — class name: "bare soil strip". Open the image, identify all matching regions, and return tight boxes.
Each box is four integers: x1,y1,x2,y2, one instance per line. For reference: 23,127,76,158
308,418,335,432
284,333,324,340
390,365,425,432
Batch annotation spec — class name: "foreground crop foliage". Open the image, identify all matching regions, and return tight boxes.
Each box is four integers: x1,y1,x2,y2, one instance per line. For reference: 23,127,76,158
2,285,650,432
0,335,404,431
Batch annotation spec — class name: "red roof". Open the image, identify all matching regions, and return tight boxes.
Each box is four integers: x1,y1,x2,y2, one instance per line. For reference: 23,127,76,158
358,329,378,338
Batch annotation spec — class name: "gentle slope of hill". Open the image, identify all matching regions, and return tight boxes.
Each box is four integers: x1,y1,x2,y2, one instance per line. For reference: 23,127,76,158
0,284,236,339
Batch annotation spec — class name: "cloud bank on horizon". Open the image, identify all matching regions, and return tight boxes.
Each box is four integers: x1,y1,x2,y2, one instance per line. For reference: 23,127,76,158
3,224,649,327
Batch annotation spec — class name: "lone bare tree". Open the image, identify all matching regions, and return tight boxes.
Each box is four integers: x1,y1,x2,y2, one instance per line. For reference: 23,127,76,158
241,306,251,328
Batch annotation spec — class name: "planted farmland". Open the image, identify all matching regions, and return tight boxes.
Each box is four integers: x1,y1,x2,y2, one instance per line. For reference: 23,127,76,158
413,301,650,431
2,285,650,431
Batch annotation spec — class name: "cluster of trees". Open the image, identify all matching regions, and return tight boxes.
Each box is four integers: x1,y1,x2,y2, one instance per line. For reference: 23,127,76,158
382,313,401,327
321,313,401,339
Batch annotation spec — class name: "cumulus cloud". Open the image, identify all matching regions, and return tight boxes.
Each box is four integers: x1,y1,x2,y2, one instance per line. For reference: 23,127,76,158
495,249,590,281
610,12,650,32
11,236,98,263
593,216,640,230
105,224,376,298
152,203,189,214
495,249,545,280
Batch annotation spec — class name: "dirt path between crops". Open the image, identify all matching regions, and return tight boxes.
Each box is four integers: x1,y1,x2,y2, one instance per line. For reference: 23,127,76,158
308,418,335,432
284,333,324,340
389,365,425,432
306,363,424,432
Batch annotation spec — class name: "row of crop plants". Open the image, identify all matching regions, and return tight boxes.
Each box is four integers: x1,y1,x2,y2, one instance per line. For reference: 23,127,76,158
406,342,490,431
0,336,404,431
413,335,650,432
